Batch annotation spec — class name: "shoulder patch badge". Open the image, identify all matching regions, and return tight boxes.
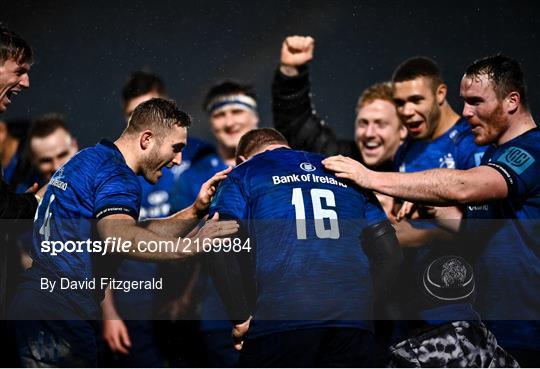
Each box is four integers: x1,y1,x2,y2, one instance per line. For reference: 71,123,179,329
497,146,535,175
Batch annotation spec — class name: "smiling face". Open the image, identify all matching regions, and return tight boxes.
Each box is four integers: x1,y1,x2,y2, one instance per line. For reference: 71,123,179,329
30,128,78,180
393,77,442,140
460,73,509,146
140,124,187,184
355,99,406,167
210,100,258,151
0,58,30,112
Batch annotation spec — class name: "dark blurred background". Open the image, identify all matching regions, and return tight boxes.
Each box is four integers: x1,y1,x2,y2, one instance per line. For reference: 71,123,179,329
2,0,539,148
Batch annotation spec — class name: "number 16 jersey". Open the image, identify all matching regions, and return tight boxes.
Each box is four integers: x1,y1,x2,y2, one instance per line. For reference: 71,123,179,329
210,148,387,338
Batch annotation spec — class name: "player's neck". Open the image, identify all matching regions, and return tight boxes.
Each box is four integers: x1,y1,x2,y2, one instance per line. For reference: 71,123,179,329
114,137,140,174
218,145,236,166
497,111,537,146
431,102,460,140
248,144,290,159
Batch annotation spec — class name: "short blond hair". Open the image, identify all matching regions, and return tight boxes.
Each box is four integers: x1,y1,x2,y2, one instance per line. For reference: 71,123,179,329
355,82,394,114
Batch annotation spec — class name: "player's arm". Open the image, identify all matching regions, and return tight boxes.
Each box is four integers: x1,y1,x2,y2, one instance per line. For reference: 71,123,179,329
394,204,463,247
206,235,252,324
140,167,232,237
97,212,239,261
101,288,131,355
205,178,253,325
273,36,354,157
323,155,508,205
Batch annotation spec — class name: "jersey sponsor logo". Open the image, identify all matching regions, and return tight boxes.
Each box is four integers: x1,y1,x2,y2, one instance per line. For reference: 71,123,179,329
272,173,347,187
467,204,489,212
439,153,455,169
49,167,68,190
300,162,316,172
497,146,534,175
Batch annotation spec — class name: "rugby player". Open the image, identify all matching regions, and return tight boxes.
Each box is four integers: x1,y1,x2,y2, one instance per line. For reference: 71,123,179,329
0,25,40,219
8,98,238,367
26,114,78,184
210,128,402,367
323,55,539,367
381,57,500,367
101,71,218,367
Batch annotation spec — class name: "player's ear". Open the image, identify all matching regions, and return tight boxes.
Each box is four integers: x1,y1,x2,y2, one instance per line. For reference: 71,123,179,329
504,91,520,114
140,130,153,150
399,125,407,141
436,83,447,105
236,155,247,165
71,137,79,152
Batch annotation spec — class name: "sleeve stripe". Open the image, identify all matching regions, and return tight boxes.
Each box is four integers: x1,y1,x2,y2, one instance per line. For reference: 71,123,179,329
94,205,138,220
484,162,517,197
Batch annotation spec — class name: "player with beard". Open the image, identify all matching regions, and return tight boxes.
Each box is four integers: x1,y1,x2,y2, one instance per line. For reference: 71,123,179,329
8,98,239,367
385,57,489,364
323,55,538,367
101,71,218,367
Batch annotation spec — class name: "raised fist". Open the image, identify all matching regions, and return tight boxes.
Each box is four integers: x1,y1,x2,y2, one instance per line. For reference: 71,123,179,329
280,35,315,67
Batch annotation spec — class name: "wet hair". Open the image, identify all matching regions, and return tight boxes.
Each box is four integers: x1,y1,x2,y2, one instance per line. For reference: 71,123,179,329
392,56,444,91
126,98,191,136
28,113,71,140
0,25,33,65
356,81,395,114
465,54,528,110
122,70,166,106
235,128,288,164
203,80,257,112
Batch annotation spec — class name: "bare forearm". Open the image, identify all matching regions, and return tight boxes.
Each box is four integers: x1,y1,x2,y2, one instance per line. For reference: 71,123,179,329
141,205,200,237
371,169,470,205
101,288,121,319
397,226,456,248
127,225,189,261
99,221,188,261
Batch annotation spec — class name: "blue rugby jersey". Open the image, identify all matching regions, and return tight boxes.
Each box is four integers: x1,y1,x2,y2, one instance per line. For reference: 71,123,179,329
209,148,387,338
395,118,486,173
393,118,486,322
25,139,141,318
465,127,540,351
113,137,217,318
